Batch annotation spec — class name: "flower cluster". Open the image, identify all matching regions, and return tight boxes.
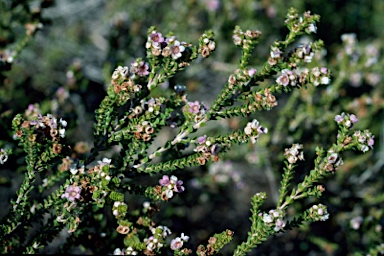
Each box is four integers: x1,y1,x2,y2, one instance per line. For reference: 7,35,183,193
364,43,380,68
324,150,343,172
113,247,138,255
159,175,185,200
144,226,172,253
21,114,67,141
134,121,155,141
146,30,189,60
337,33,382,87
307,204,329,221
0,49,16,64
268,43,283,66
295,43,314,63
284,8,319,34
232,26,262,49
112,201,128,219
340,33,357,56
245,88,278,112
140,97,164,116
244,119,268,144
80,158,114,205
285,41,325,69
194,135,221,165
130,58,150,77
197,231,233,256
184,100,209,123
14,113,67,156
129,99,154,119
24,104,41,120
284,144,305,164
276,67,330,88
307,67,331,86
276,69,298,87
199,31,216,58
353,130,375,153
261,209,286,232
334,112,359,128
228,68,257,89
111,66,143,94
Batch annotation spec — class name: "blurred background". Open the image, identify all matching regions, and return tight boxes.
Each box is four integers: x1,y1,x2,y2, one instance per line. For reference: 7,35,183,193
1,0,383,255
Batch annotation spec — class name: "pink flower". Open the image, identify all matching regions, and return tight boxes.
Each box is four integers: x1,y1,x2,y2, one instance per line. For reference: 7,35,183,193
170,237,183,250
149,32,164,47
248,68,257,77
174,180,185,193
187,101,200,114
349,114,359,124
232,34,242,45
61,184,81,202
131,61,150,77
368,135,374,148
276,73,290,86
170,41,185,60
197,135,207,144
334,113,345,123
204,0,220,11
274,219,286,231
321,67,328,74
159,175,170,186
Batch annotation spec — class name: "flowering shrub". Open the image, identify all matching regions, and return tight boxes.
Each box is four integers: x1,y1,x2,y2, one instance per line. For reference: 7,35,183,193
0,2,383,255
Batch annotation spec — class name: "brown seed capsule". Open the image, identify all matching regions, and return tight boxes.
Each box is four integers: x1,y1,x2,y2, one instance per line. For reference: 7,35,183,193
201,46,210,58
22,121,30,128
116,225,130,234
206,244,215,255
52,143,62,154
226,230,234,236
134,131,142,139
317,185,326,192
197,156,206,165
208,237,217,244
142,134,151,141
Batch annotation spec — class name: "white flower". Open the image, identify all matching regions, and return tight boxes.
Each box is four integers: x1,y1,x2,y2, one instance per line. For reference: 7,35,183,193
308,23,317,33
170,41,185,60
166,189,174,198
274,219,286,231
170,237,183,250
102,158,112,164
320,213,329,221
244,123,252,135
321,76,330,85
143,201,150,208
59,118,67,127
181,233,190,242
59,128,66,138
70,166,78,175
250,136,259,144
262,213,273,223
